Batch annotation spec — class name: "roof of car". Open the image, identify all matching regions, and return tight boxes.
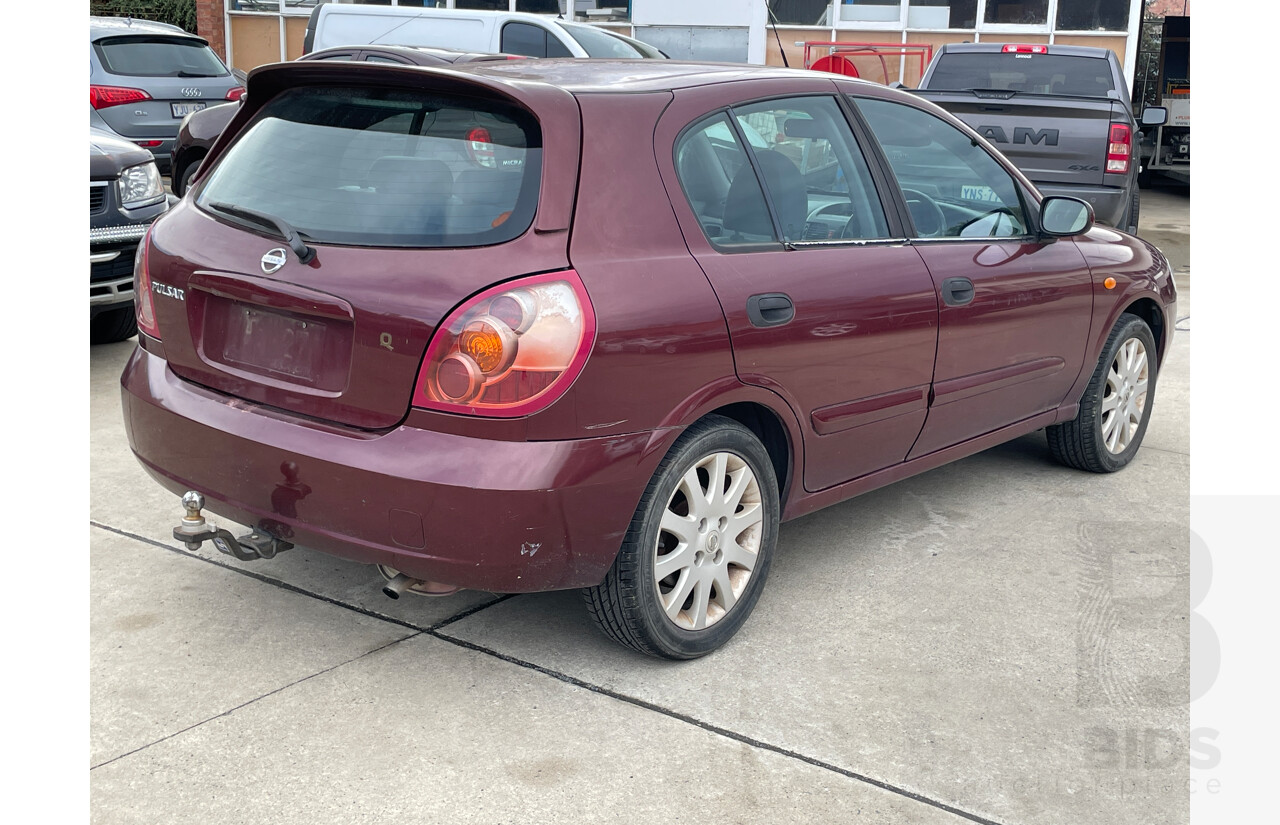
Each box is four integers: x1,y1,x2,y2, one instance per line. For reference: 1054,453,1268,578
453,58,855,94
308,44,521,65
90,15,203,41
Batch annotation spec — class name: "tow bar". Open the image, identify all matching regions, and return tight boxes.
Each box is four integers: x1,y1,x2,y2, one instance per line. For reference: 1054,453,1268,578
173,491,293,561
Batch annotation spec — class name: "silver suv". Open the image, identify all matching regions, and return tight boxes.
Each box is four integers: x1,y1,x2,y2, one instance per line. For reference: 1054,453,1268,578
89,16,242,173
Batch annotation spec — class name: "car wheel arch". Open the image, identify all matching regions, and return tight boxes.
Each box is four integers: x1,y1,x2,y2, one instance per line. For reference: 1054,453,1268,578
647,380,803,508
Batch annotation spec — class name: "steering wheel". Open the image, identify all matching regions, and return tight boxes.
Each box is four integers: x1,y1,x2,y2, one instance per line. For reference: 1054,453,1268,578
958,207,1020,238
902,188,947,238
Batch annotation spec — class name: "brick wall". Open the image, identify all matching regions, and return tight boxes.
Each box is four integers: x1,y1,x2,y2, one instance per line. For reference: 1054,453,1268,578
196,0,226,60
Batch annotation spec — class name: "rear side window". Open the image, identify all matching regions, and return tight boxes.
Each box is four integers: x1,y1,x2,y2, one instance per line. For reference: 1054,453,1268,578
927,52,1115,97
197,86,541,248
93,36,228,78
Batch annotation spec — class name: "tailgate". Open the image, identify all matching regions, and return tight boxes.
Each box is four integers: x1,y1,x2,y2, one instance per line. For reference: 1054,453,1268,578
144,65,580,430
918,92,1118,186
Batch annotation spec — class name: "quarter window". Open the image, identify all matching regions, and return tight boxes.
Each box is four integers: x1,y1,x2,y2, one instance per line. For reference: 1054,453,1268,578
855,97,1029,239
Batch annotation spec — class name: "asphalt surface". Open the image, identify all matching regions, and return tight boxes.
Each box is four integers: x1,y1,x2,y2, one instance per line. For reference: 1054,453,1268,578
90,184,1190,824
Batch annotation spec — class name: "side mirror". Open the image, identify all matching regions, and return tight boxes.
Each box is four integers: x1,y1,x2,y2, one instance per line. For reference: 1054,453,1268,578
1040,196,1094,237
1140,106,1168,127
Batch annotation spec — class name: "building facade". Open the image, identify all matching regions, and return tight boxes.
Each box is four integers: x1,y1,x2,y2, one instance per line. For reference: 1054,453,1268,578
196,1,1151,90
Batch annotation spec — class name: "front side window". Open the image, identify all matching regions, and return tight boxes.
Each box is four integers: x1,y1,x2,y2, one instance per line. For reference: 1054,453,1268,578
500,22,572,58
197,86,541,248
855,97,1028,239
733,96,890,243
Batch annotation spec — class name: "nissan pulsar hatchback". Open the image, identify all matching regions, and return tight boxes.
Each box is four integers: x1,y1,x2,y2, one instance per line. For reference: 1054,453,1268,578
121,60,1176,659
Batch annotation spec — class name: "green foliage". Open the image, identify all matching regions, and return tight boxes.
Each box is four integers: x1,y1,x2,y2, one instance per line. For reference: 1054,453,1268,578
90,0,199,34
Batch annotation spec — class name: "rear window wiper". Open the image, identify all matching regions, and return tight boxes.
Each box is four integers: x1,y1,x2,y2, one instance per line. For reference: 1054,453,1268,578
176,70,222,78
207,202,316,264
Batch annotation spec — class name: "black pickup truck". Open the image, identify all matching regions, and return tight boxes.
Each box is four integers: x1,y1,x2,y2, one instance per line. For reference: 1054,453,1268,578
910,43,1165,235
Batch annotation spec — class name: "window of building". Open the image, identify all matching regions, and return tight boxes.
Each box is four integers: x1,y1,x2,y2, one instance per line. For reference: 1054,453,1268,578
767,0,834,27
983,0,1049,26
1056,0,1130,32
907,0,976,29
840,1,901,24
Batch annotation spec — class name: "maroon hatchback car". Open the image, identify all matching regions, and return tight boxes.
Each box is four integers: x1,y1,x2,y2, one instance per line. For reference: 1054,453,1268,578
121,59,1176,659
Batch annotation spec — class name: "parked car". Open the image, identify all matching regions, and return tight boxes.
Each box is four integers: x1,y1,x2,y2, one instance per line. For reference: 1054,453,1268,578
170,44,524,196
90,16,243,172
304,3,666,59
121,60,1176,659
90,127,169,344
910,43,1167,234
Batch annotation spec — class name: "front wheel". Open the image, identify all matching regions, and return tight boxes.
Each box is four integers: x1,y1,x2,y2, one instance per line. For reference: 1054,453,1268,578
582,416,779,659
1047,313,1157,472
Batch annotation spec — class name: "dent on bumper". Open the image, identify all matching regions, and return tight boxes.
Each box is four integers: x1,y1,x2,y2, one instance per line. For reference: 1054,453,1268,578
120,346,669,593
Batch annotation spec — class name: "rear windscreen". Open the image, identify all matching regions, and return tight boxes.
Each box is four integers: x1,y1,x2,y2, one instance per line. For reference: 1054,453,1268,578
196,86,542,248
928,53,1115,97
94,36,229,78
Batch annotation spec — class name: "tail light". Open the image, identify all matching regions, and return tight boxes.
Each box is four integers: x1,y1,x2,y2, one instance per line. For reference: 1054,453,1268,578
91,85,151,109
412,270,596,417
1001,44,1048,54
466,127,496,169
134,140,163,148
134,225,161,339
225,86,245,102
1107,123,1132,174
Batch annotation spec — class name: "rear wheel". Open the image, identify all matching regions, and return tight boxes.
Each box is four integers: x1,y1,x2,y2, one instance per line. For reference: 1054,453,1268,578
1047,313,1156,472
90,305,138,345
582,415,779,659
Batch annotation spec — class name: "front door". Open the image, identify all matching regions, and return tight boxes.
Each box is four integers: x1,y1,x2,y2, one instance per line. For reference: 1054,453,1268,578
849,93,1095,458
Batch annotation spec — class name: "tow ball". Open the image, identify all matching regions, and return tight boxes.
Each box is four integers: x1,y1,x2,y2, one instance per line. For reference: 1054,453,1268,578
173,491,293,561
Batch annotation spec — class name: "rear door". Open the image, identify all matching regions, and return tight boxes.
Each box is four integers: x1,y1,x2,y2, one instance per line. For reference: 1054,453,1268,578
659,83,939,492
92,35,236,137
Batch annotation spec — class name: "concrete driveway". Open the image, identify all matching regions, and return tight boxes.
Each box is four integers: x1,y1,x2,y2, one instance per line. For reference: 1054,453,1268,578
90,186,1190,825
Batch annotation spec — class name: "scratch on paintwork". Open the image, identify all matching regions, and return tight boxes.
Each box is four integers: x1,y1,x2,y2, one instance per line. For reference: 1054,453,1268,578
520,541,541,557
584,420,627,430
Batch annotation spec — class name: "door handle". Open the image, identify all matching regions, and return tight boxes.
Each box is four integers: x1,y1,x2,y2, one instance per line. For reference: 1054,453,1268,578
747,293,795,328
941,277,975,307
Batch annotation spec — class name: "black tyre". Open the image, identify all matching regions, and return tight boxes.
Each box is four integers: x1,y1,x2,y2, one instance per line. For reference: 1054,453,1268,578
1047,313,1157,473
178,161,200,198
582,415,779,659
1126,188,1141,235
90,305,138,345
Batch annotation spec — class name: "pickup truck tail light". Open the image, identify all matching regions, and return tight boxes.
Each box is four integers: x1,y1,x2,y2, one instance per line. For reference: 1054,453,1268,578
1107,123,1132,174
412,270,595,417
91,85,152,109
134,226,161,339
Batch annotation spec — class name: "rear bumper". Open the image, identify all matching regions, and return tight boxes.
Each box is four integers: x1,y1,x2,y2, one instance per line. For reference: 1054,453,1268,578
120,345,670,593
1036,182,1130,229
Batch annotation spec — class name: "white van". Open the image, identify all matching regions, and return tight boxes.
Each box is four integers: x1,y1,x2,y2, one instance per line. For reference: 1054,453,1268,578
303,4,666,60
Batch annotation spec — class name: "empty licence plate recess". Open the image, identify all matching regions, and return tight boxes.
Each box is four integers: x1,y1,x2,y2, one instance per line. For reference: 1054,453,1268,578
215,302,352,392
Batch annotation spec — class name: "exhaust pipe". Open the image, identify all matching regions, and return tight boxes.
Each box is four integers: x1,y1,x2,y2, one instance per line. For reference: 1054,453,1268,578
382,573,414,600
377,565,462,599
